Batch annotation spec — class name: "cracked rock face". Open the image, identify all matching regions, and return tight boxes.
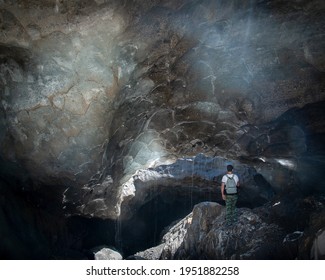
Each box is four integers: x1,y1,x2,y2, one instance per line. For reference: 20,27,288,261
0,1,125,186
133,200,325,260
0,0,325,259
133,202,287,260
1,0,324,185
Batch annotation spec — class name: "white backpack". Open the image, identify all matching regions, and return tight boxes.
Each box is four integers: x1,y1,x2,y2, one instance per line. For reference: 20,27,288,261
225,175,237,194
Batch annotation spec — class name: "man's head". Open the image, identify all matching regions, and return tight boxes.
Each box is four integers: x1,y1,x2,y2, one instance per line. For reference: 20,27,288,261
227,165,233,172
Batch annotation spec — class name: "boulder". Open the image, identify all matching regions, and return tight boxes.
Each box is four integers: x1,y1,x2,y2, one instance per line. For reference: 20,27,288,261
133,202,288,259
92,246,123,260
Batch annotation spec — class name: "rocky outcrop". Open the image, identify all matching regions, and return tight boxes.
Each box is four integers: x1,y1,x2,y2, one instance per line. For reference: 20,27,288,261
298,208,325,259
310,228,325,259
91,246,123,260
132,202,287,259
132,200,325,260
174,203,286,259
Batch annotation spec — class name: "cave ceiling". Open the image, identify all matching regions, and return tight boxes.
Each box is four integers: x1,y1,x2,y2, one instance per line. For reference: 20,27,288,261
0,0,324,219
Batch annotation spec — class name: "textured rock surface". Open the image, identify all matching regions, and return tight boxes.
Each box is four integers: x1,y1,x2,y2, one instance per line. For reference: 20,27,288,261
310,229,325,259
297,208,325,259
0,0,324,259
166,203,283,259
132,200,325,259
1,0,324,219
92,246,123,260
133,202,287,259
174,203,286,259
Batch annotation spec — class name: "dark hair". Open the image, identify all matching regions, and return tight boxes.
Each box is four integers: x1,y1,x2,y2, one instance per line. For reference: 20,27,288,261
227,165,233,172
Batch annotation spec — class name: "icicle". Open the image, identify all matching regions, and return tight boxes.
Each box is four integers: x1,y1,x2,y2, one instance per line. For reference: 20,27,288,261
190,156,195,208
55,0,59,14
114,216,122,252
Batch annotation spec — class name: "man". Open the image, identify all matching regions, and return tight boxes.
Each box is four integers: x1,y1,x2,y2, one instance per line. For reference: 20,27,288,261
221,164,240,225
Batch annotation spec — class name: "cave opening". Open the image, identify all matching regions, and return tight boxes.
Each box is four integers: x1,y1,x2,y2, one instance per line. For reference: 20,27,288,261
0,152,272,259
117,184,219,257
1,151,325,259
116,179,264,258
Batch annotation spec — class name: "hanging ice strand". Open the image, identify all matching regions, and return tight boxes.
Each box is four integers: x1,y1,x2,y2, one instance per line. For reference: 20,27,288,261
115,216,122,252
190,156,194,209
55,0,59,14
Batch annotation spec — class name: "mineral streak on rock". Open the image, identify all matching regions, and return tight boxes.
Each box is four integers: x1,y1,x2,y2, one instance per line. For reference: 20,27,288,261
0,0,324,259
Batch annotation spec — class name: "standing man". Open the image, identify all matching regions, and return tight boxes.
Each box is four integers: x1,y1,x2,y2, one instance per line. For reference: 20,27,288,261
221,164,240,225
